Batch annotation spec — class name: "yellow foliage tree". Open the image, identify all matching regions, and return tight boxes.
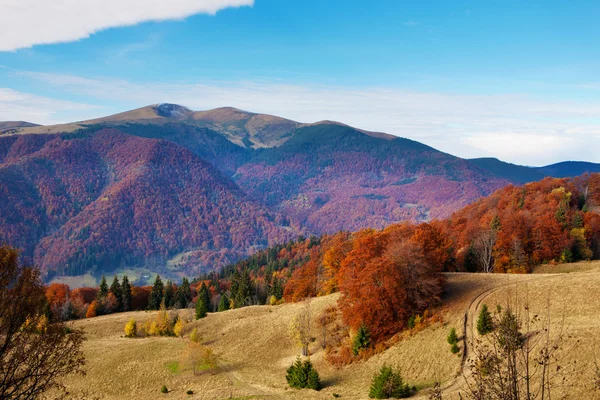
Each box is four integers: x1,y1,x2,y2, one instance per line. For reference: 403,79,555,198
124,319,137,338
173,317,186,338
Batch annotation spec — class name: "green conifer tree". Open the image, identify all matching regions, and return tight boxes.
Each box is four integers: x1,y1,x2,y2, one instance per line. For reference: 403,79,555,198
476,304,494,335
163,280,175,309
109,276,123,312
148,274,164,310
195,282,210,319
217,293,230,312
447,327,458,345
97,275,109,300
352,324,371,355
368,365,411,399
174,278,192,309
121,275,132,311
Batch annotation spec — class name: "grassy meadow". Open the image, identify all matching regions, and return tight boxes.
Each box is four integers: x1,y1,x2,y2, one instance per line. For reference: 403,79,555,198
51,261,600,399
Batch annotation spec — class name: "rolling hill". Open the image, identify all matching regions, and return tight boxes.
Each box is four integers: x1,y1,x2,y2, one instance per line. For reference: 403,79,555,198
53,262,600,399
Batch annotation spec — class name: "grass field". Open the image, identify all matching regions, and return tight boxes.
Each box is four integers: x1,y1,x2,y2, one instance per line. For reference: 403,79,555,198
53,262,600,399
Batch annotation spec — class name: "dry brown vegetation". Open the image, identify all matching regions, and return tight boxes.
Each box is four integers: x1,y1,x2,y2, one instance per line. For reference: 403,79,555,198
52,262,600,399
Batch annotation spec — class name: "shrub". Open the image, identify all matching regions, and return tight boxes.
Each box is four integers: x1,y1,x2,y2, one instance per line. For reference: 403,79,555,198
173,317,186,338
369,365,412,399
447,328,458,345
160,385,168,393
407,315,416,329
476,304,494,336
190,328,201,343
286,357,321,390
124,319,137,338
352,324,371,356
186,390,193,395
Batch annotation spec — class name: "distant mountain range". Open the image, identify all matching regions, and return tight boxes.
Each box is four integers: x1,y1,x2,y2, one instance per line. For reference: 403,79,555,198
469,157,600,184
2,103,599,280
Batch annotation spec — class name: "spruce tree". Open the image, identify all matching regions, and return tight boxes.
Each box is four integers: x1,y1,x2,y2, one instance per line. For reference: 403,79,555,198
286,357,321,390
121,275,132,311
109,276,123,312
195,282,210,319
476,304,494,335
148,275,164,310
447,327,458,345
97,275,109,300
175,278,192,309
163,280,175,309
352,324,371,355
368,365,411,398
217,293,230,312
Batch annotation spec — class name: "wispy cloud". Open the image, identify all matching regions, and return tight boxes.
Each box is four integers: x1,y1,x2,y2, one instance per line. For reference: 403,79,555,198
0,88,98,125
0,0,254,52
8,71,600,166
403,20,420,26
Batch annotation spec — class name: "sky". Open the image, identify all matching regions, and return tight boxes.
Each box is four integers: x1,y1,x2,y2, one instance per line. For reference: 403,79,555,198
1,0,599,166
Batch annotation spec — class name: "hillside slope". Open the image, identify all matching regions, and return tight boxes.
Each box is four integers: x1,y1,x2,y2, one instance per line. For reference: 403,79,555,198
0,129,296,278
57,263,600,399
235,124,509,233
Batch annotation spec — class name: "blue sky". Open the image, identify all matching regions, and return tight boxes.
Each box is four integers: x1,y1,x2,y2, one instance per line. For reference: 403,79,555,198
1,0,599,165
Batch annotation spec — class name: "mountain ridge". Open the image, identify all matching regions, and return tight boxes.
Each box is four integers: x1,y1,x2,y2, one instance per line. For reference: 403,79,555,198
2,104,599,280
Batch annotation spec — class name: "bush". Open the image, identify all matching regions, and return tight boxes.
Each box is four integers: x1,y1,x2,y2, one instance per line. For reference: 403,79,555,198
124,319,137,338
173,317,186,338
190,328,201,343
447,328,458,345
286,357,321,390
186,390,193,395
369,365,412,398
160,385,168,393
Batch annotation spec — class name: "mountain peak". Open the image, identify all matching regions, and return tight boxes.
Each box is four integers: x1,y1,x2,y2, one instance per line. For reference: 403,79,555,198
154,103,192,119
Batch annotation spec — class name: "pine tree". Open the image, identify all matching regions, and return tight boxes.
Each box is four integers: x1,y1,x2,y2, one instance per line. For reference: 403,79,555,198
232,269,252,308
217,293,230,312
447,327,458,345
121,275,132,311
368,365,411,399
352,324,371,355
272,276,283,300
476,304,494,335
109,276,123,312
286,357,321,390
163,280,175,309
97,275,109,300
174,278,192,309
195,283,210,319
148,275,164,310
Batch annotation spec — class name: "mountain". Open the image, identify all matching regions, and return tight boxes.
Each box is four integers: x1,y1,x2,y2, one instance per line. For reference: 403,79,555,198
470,157,600,184
3,103,599,280
0,129,297,278
0,121,40,134
537,161,600,178
234,123,509,233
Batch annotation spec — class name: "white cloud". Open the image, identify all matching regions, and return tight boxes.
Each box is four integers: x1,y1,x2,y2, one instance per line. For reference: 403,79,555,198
0,0,254,51
8,71,600,166
403,21,420,26
0,88,97,124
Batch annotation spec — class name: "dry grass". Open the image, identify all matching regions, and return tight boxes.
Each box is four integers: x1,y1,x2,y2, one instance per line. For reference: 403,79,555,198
52,264,600,399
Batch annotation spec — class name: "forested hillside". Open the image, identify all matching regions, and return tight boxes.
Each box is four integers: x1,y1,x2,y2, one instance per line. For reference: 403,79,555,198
0,129,296,278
